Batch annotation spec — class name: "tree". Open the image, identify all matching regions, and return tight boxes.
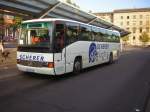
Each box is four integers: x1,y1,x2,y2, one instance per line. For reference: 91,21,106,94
66,0,72,4
140,32,149,46
0,14,4,42
9,16,22,41
122,35,129,45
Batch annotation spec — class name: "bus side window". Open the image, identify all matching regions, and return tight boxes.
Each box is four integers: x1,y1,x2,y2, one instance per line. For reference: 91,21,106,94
79,25,91,41
54,24,65,52
66,22,79,46
91,31,96,41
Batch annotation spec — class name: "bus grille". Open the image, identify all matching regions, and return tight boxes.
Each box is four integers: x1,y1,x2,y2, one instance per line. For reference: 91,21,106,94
18,60,47,67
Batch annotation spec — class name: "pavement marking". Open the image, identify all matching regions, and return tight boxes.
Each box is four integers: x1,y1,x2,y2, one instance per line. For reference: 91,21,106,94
135,108,141,112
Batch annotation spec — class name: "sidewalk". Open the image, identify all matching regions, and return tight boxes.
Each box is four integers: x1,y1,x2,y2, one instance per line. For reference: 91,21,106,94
0,48,17,69
121,45,146,52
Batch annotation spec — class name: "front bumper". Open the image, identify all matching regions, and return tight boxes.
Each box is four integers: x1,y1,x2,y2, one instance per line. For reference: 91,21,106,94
17,64,55,75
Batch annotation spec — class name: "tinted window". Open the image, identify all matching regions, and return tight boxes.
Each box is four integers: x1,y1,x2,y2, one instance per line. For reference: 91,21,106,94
92,27,104,41
66,22,79,45
79,25,91,41
54,24,65,52
111,35,120,42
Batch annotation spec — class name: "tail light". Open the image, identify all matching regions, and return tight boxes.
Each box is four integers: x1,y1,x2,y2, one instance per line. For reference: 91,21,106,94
47,62,54,68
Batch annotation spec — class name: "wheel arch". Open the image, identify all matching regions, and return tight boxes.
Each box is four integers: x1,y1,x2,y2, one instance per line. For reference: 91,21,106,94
74,56,82,66
73,55,83,73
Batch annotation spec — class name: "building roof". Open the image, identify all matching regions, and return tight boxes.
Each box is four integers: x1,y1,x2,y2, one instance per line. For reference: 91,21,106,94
94,7,150,15
94,12,113,15
114,8,150,13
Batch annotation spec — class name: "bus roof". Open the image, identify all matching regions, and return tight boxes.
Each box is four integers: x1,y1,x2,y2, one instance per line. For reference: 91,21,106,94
23,18,84,24
23,18,120,36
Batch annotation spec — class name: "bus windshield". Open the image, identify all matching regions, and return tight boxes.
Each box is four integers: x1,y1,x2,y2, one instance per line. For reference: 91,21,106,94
19,22,52,48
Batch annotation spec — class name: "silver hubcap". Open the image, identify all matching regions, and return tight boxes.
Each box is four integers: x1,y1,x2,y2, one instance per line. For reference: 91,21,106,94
75,61,80,72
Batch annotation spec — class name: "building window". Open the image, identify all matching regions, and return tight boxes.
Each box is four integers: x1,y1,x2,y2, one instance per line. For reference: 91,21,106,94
133,15,136,19
146,27,149,32
140,15,143,19
139,21,143,25
133,21,136,26
121,16,123,19
139,28,142,33
127,21,129,25
146,21,149,25
139,36,142,40
132,27,136,33
126,27,130,31
146,15,149,19
120,22,123,26
127,16,130,19
133,36,135,40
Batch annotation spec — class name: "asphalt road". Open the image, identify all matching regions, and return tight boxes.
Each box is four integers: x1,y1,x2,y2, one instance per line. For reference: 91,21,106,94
0,48,150,112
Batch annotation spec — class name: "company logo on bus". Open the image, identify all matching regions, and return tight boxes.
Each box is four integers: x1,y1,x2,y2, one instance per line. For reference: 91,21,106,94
89,43,98,63
19,54,44,62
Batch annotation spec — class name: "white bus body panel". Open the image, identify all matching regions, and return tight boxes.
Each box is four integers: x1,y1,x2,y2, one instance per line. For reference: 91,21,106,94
64,41,120,73
17,42,120,75
54,52,66,75
17,64,55,75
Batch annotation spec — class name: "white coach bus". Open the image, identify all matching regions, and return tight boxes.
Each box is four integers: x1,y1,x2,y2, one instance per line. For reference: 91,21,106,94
17,18,120,75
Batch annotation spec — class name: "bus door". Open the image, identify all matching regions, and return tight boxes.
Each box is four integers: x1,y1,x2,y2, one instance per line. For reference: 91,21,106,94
53,23,66,75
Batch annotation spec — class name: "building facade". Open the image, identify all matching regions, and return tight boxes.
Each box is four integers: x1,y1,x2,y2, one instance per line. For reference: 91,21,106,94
94,12,113,23
94,8,150,46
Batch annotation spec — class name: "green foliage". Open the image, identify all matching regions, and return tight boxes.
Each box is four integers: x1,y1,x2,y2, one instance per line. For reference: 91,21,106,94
0,16,4,24
0,16,4,36
140,32,149,43
122,36,129,42
10,16,22,30
66,0,72,4
14,16,22,24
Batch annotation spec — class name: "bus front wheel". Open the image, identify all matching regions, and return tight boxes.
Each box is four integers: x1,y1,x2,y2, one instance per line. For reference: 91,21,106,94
73,58,82,74
108,53,113,64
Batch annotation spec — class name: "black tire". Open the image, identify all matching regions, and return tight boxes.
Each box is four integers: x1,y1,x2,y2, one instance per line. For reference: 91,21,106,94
73,58,82,74
108,53,113,64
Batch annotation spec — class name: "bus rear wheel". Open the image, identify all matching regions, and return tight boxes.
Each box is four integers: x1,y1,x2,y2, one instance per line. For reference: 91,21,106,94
73,58,82,74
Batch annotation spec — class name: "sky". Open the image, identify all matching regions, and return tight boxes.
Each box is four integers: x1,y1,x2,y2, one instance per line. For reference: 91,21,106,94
73,0,150,12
